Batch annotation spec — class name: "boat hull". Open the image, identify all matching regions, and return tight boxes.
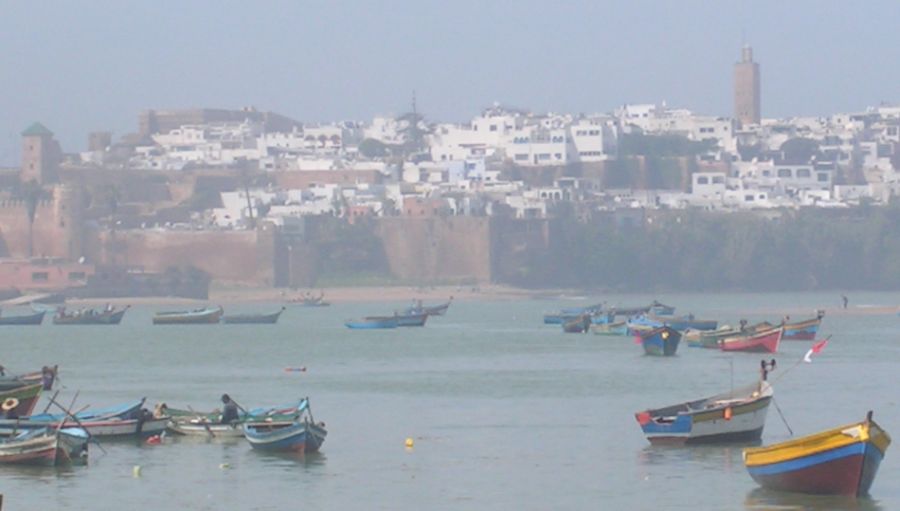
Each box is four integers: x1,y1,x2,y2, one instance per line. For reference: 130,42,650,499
0,416,168,438
222,309,284,324
639,327,681,356
744,415,891,496
0,311,45,326
720,327,783,353
782,317,822,341
590,321,628,336
637,382,773,444
395,313,428,327
244,421,327,453
345,317,398,329
153,308,223,325
0,383,43,417
53,308,127,325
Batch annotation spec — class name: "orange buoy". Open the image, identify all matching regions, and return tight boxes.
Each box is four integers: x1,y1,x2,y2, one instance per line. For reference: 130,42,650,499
723,407,733,421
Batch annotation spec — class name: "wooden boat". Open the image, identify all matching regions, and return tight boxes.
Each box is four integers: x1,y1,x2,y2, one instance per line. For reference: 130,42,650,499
685,322,773,349
345,316,399,329
543,303,604,324
562,314,591,333
0,384,43,417
167,400,304,423
743,411,891,496
719,326,783,353
782,312,825,341
243,399,326,453
394,312,429,327
290,292,330,307
406,299,452,317
222,307,285,324
168,401,303,437
638,326,681,356
590,312,616,325
635,380,773,444
609,305,652,317
152,306,223,325
656,315,718,331
649,301,676,316
590,321,628,336
53,306,129,325
0,310,45,326
0,427,89,466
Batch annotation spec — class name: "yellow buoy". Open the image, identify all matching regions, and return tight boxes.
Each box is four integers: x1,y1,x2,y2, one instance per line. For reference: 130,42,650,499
405,437,414,448
132,465,142,478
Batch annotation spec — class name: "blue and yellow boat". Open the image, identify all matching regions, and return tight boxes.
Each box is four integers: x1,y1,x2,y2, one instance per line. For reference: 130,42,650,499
743,411,891,496
638,326,681,356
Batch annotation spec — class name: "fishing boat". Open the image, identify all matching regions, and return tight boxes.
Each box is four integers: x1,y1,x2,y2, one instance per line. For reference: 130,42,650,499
394,312,429,327
168,401,304,437
0,384,43,417
543,303,604,324
0,427,89,466
344,316,399,329
590,321,628,336
406,298,453,317
657,315,718,331
0,310,45,326
743,411,891,496
782,311,825,341
243,398,326,453
649,301,676,316
685,322,773,349
0,398,159,437
290,292,330,307
562,314,592,333
53,306,129,325
635,380,773,444
609,305,653,317
638,326,682,356
152,306,223,325
719,326,784,353
590,312,616,325
222,307,285,324
167,401,304,423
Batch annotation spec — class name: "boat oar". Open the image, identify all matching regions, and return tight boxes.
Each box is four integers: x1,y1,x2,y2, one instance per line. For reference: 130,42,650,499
187,406,215,438
47,394,107,455
41,389,61,414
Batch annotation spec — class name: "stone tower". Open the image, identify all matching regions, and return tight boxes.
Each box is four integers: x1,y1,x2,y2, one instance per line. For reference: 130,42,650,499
53,183,84,260
734,45,761,126
20,122,60,184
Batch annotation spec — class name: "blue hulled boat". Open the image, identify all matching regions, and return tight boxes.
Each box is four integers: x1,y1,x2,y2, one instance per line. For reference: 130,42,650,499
639,326,682,356
243,399,326,453
394,312,428,327
0,310,46,326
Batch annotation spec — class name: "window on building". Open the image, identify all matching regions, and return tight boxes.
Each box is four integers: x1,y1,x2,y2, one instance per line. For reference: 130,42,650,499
697,176,709,185
744,195,754,202
68,272,86,281
554,153,562,159
777,168,792,178
712,176,725,184
31,272,49,282
797,169,811,178
490,125,497,132
538,154,550,160
817,173,829,182
762,170,771,177
514,154,528,161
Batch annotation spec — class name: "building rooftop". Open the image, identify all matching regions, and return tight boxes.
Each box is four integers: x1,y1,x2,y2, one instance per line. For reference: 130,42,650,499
21,122,53,137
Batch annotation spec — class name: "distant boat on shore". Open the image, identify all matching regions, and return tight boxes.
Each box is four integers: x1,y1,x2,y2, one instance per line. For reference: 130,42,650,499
53,306,129,325
345,316,399,329
0,310,46,326
222,307,285,324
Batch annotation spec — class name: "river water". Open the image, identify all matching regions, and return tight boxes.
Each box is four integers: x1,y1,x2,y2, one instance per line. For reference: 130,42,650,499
1,292,898,510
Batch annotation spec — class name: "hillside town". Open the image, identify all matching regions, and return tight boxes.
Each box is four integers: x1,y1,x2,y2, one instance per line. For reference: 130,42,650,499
2,46,900,295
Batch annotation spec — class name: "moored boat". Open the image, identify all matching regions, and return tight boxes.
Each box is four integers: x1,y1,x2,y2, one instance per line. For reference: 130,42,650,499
782,311,825,340
649,301,676,316
638,326,681,356
53,306,129,325
685,322,773,349
243,399,326,453
562,314,592,333
406,298,452,317
635,380,773,444
394,312,429,327
590,321,628,336
657,315,718,331
743,411,891,496
222,307,285,324
0,383,43,417
719,326,783,353
0,427,89,466
152,306,223,325
0,310,46,326
345,316,399,329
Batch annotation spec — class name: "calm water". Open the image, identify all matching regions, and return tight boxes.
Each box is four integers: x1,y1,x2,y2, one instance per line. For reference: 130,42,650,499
1,292,899,510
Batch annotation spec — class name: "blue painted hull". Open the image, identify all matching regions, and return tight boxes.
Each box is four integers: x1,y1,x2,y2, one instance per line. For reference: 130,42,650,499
345,317,398,329
0,311,45,325
640,327,681,356
244,421,327,453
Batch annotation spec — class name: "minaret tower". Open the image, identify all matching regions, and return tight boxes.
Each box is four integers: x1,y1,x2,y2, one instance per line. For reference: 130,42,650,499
734,45,761,126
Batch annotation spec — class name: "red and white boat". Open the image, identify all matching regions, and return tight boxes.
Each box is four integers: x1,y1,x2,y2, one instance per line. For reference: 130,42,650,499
719,326,783,353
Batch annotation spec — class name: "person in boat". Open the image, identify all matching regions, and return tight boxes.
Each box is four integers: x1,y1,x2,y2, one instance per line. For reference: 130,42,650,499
842,295,848,309
41,365,56,390
220,394,239,424
739,319,748,331
153,402,169,419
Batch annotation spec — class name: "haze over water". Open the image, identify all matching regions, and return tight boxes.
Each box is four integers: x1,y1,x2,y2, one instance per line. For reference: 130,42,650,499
1,293,898,510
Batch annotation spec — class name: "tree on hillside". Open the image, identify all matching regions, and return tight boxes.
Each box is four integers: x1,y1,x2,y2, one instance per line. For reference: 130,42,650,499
358,138,390,159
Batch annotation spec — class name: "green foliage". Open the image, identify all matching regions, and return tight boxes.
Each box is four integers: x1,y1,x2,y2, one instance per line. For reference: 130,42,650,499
358,138,390,159
619,133,716,158
780,138,821,163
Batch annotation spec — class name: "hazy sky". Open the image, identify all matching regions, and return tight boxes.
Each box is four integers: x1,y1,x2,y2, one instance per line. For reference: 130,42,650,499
2,0,898,165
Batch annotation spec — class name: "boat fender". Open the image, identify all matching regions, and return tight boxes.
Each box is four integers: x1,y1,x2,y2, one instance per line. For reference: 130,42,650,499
635,412,651,425
405,437,414,448
723,407,733,421
146,434,162,445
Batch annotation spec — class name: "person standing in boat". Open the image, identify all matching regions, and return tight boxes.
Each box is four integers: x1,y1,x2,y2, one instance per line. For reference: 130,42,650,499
41,365,56,390
220,394,239,424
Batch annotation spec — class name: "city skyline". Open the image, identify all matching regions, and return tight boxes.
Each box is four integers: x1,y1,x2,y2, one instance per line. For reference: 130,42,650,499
2,0,900,165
